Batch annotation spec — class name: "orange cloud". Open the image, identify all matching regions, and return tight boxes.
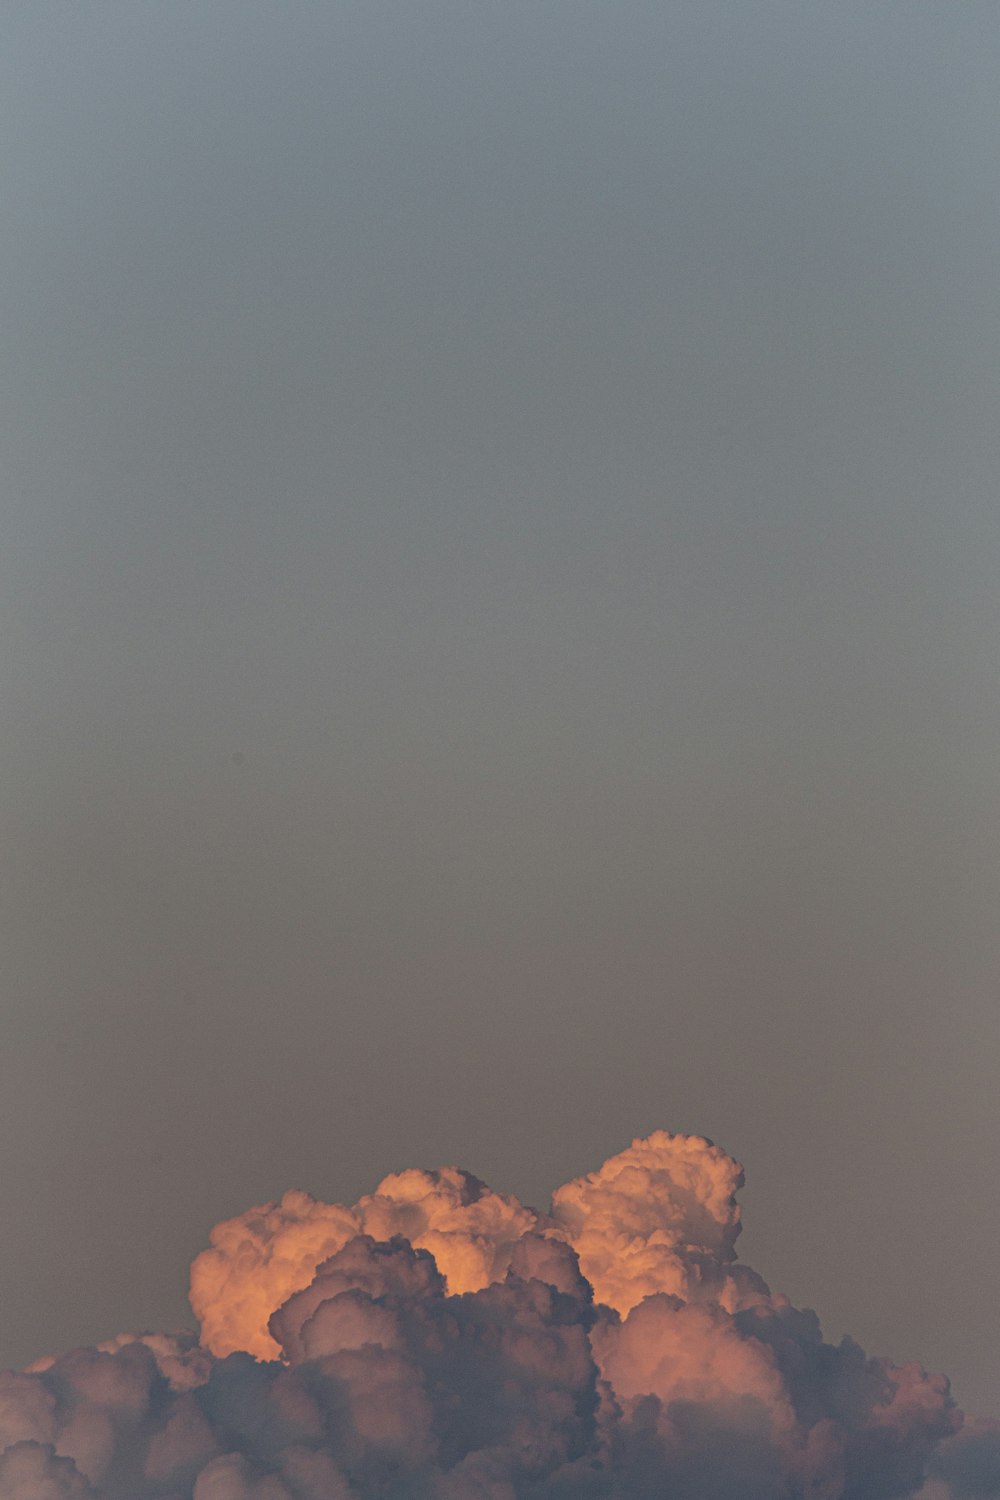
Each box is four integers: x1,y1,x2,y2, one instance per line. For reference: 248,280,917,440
1,1130,966,1500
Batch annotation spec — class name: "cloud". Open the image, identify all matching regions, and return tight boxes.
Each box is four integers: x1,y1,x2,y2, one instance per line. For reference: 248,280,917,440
190,1169,536,1362
924,1421,1000,1500
0,1131,968,1499
550,1129,771,1317
0,1442,97,1500
189,1131,766,1365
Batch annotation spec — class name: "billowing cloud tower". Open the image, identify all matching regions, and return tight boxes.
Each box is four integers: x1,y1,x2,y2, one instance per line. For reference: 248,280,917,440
2,1130,990,1500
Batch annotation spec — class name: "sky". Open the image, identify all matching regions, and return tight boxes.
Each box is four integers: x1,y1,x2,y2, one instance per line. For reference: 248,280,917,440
1,0,998,1430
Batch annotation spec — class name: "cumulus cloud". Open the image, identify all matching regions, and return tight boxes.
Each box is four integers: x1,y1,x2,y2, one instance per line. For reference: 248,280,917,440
550,1130,772,1316
190,1168,536,1362
0,1442,96,1499
924,1421,1000,1500
0,1130,971,1500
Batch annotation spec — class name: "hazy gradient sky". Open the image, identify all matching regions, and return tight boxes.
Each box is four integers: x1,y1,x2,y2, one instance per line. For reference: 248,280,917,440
1,1,998,1417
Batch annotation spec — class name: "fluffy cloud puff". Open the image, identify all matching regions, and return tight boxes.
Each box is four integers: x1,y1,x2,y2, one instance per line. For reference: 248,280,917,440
922,1422,1000,1500
190,1167,536,1362
190,1132,766,1362
0,1131,969,1500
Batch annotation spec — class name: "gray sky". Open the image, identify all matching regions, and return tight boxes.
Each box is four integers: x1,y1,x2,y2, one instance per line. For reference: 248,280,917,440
1,1,998,1417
